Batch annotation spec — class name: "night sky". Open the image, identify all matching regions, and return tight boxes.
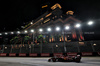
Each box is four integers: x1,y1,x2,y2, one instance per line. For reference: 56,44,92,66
0,0,100,40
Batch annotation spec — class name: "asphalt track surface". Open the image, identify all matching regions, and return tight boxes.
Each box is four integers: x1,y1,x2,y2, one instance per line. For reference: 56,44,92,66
0,57,100,66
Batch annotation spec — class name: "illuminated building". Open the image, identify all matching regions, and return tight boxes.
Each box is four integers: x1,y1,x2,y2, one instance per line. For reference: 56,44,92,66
25,3,84,44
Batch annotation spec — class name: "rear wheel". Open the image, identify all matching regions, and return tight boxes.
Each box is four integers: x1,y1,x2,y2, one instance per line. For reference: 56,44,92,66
48,58,56,62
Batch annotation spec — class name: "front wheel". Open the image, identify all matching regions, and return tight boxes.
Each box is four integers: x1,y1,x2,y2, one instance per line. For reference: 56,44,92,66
75,58,81,62
48,59,52,62
48,58,56,62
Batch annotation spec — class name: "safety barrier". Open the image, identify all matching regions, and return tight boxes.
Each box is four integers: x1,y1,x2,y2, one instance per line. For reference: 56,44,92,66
41,53,50,57
0,52,100,57
82,52,93,56
67,52,77,56
29,53,37,57
53,53,63,56
0,53,7,56
19,53,26,56
9,53,16,56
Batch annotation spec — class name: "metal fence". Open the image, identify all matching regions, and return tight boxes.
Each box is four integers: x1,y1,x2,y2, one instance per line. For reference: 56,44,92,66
0,40,100,53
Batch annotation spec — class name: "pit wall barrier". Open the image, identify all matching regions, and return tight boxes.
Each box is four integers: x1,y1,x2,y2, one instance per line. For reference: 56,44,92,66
19,53,26,56
41,53,50,57
29,53,37,57
82,52,93,56
9,53,16,56
0,52,100,57
0,53,7,56
53,53,63,56
67,52,77,56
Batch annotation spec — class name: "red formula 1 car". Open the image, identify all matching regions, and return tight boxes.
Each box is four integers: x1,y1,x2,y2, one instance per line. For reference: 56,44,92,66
48,54,81,62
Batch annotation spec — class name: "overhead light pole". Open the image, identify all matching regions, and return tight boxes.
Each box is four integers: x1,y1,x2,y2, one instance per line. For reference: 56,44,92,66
63,26,70,53
24,30,28,33
0,33,2,35
63,30,66,53
39,28,43,53
11,32,14,34
47,28,51,32
17,31,20,34
5,32,8,35
88,21,94,25
31,29,34,43
56,27,60,31
75,24,81,28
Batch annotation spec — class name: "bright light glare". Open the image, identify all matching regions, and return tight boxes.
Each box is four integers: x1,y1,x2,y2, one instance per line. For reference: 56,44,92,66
11,32,14,34
30,22,33,24
31,29,34,32
17,31,20,34
39,28,43,32
0,33,2,35
93,44,96,46
65,26,70,30
56,27,60,31
24,30,28,33
88,21,94,25
47,28,51,31
5,47,7,49
75,24,81,28
5,32,8,35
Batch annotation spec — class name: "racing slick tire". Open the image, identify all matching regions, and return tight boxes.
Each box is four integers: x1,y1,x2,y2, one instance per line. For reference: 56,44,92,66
48,59,52,62
75,58,81,62
48,58,56,62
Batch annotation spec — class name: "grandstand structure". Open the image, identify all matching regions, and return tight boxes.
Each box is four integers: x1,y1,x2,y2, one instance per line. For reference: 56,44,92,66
0,3,100,56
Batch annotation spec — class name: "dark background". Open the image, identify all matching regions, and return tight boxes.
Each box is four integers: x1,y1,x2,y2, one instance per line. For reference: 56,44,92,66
0,0,100,40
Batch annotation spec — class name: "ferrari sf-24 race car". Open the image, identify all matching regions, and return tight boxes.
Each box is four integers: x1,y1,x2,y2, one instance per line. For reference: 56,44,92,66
48,54,81,62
